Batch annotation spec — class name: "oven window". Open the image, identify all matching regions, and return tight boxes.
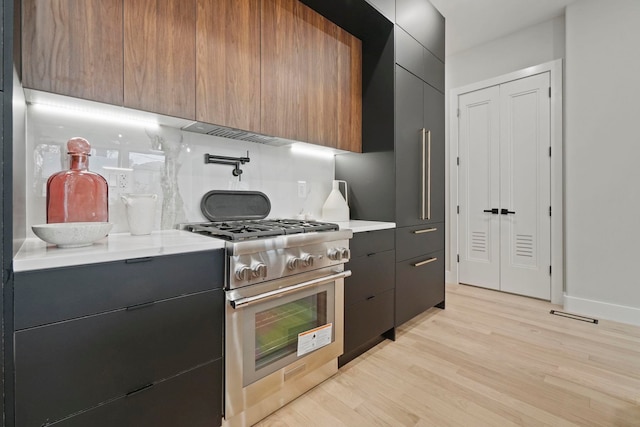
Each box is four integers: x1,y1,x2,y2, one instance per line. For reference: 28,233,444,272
254,291,328,370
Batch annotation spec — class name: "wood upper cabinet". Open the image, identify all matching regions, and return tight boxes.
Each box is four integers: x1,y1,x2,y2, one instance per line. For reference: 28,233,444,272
261,0,362,151
196,0,260,131
336,26,362,152
22,0,124,105
124,0,196,119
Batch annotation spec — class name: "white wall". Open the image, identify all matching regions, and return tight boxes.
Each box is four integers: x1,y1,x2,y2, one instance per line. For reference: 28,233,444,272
446,16,565,90
445,16,566,281
564,0,640,325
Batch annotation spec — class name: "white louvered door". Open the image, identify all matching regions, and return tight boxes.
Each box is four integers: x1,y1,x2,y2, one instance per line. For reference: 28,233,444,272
458,86,501,290
458,73,551,300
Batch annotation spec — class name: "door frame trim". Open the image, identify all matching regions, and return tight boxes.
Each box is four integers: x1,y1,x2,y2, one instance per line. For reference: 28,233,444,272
449,59,564,305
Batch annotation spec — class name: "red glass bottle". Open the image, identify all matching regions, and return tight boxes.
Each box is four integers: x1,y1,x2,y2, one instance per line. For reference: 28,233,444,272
46,137,109,223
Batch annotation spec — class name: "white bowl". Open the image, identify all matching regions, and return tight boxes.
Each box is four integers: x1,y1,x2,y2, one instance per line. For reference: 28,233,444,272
32,222,113,248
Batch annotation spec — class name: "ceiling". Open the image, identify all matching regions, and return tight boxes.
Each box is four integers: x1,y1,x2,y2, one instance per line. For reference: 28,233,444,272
428,0,581,55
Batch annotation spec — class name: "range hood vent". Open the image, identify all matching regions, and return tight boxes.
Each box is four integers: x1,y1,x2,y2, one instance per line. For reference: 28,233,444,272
182,122,293,147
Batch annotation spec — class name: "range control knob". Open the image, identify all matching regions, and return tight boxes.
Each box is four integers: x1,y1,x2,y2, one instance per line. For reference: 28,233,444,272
327,249,343,261
235,265,252,281
340,248,350,260
251,263,268,278
287,257,301,271
301,254,316,267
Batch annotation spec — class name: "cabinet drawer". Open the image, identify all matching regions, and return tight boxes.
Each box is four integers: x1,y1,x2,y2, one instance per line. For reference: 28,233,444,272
395,250,444,326
15,289,223,427
50,360,222,427
345,250,395,304
14,249,223,329
344,288,394,356
396,223,444,262
350,228,395,258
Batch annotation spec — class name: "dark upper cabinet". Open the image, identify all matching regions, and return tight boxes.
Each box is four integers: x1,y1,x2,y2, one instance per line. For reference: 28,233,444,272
396,26,444,92
395,0,445,61
365,0,395,22
395,65,444,228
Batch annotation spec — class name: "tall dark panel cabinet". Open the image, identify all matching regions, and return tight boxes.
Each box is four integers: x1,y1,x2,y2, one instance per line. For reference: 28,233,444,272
2,0,14,425
334,0,445,327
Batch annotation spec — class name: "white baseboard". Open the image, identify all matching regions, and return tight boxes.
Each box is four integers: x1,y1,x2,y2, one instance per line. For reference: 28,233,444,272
563,294,640,327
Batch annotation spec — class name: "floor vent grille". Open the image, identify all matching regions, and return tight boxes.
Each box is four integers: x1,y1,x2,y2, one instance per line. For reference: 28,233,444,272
550,310,598,324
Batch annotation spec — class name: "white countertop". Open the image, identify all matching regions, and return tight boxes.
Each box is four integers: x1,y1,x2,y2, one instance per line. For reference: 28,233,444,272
13,221,395,272
335,220,396,233
13,230,225,272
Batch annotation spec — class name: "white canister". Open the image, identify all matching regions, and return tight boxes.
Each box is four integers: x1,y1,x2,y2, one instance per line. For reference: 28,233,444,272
120,194,158,235
321,180,349,222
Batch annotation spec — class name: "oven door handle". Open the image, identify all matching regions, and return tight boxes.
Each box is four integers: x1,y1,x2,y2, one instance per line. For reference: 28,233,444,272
230,270,352,309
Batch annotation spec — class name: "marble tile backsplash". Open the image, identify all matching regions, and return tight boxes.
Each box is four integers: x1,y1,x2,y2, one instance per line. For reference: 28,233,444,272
25,106,336,235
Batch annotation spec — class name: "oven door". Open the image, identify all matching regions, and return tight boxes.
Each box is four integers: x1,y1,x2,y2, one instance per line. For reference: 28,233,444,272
225,267,349,421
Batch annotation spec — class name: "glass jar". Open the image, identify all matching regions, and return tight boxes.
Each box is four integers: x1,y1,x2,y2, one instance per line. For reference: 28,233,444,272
46,137,109,223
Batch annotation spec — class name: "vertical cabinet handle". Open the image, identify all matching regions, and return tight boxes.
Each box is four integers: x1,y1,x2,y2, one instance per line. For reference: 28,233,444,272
420,129,432,220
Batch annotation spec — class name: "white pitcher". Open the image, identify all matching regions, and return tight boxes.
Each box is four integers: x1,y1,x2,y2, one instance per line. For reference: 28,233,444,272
121,194,158,235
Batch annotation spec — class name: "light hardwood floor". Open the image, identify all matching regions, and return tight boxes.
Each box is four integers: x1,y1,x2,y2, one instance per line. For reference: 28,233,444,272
255,283,640,427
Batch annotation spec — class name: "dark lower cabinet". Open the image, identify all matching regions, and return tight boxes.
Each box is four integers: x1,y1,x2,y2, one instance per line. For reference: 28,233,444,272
11,250,225,427
396,250,444,326
340,229,395,367
50,360,222,427
15,290,222,427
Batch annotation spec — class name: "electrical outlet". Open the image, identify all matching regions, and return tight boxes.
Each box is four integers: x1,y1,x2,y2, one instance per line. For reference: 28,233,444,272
297,181,307,198
117,172,130,191
103,167,133,193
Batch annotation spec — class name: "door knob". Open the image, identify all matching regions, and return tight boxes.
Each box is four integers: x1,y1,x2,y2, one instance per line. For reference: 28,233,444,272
501,209,516,215
483,208,499,214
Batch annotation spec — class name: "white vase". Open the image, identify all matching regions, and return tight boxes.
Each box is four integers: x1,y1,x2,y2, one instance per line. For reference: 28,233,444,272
121,194,158,235
321,180,349,222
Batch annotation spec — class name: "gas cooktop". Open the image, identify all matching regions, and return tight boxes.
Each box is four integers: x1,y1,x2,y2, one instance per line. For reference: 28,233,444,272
184,219,339,241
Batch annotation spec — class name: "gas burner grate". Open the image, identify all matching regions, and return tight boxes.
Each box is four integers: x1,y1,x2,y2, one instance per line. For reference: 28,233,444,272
185,219,339,241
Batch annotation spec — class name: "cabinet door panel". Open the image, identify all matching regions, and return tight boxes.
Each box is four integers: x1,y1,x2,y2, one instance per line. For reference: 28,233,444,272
395,250,444,326
124,0,196,119
395,27,424,81
395,66,424,227
395,222,444,262
15,290,223,427
423,82,445,223
51,360,222,427
424,48,444,93
336,25,362,152
395,0,445,61
343,288,394,355
345,250,395,304
14,250,223,329
196,0,260,130
350,229,395,257
261,0,310,142
22,0,123,104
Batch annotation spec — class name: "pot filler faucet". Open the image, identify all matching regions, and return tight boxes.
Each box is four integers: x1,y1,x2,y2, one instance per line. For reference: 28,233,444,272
204,151,250,180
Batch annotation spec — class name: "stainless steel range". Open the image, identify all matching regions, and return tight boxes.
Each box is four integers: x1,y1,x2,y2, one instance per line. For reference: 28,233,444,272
182,191,352,427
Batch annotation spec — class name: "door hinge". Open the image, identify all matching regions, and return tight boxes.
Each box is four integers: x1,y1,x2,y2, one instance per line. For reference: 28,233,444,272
457,205,460,214
549,146,552,157
549,265,552,275
457,156,460,166
549,87,551,98
549,206,552,216
457,254,460,263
